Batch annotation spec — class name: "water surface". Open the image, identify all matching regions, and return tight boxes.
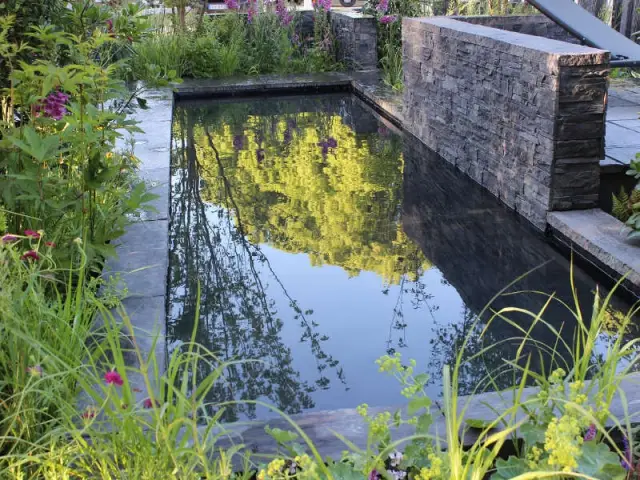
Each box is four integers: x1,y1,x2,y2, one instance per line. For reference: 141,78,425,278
168,93,635,422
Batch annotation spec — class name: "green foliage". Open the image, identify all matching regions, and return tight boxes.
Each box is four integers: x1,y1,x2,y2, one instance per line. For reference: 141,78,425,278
129,10,340,81
621,156,640,238
0,15,158,272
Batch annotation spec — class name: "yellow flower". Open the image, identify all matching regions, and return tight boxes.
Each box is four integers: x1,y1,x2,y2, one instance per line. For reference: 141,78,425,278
105,152,113,159
266,458,285,478
544,415,583,472
415,453,443,480
257,470,266,480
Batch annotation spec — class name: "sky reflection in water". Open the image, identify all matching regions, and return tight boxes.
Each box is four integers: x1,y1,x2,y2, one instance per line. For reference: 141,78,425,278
168,93,636,422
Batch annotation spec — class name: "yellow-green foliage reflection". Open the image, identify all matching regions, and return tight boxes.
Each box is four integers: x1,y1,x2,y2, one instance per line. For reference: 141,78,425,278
193,110,432,285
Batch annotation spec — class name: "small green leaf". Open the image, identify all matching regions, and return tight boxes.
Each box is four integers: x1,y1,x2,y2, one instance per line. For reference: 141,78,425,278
492,456,528,480
264,426,298,444
465,418,495,430
520,423,546,447
408,396,431,415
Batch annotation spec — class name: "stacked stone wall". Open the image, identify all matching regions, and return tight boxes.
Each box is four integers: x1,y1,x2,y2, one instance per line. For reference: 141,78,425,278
403,17,609,229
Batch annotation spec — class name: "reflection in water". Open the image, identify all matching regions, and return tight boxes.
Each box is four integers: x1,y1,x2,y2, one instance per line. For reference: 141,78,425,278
169,94,637,420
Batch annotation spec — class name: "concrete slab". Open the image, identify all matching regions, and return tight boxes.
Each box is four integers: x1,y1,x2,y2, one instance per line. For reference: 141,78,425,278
605,146,639,164
606,105,640,121
612,118,640,132
605,123,640,148
548,210,640,296
106,219,169,298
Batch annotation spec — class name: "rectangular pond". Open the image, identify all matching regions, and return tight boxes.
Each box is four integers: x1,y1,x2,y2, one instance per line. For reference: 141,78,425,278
168,93,637,422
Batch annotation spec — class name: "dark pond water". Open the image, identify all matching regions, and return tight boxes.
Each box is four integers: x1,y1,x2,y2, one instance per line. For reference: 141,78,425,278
168,93,636,422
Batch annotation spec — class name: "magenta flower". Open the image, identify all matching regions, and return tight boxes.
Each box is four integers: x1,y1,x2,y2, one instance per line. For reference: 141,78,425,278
368,470,380,480
143,398,160,409
45,241,56,248
106,19,114,33
376,0,388,13
379,15,397,24
584,423,596,441
317,0,331,11
1,234,18,243
21,250,40,261
224,0,239,9
24,229,40,239
26,365,43,377
104,370,123,386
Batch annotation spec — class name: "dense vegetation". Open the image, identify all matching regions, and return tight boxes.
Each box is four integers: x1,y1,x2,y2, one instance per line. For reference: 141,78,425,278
1,1,640,479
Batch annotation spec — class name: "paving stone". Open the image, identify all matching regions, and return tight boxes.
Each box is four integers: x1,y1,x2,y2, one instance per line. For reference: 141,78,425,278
548,210,640,292
606,106,640,121
612,118,640,132
105,220,169,298
606,123,640,148
605,146,639,164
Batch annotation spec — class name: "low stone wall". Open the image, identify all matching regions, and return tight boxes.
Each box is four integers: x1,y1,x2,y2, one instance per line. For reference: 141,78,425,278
453,14,580,44
330,10,377,71
402,17,610,230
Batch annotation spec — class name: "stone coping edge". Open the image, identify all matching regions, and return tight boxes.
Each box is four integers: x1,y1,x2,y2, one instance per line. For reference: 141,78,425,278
547,209,640,299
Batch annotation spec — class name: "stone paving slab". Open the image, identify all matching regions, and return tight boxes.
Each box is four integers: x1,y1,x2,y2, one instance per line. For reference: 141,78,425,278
605,123,640,148
606,105,640,121
548,210,640,297
107,219,169,298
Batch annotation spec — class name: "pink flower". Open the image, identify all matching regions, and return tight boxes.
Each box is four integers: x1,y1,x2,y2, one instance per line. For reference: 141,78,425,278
224,0,239,9
45,241,56,248
24,229,40,239
106,19,114,33
26,365,43,377
379,15,397,24
143,398,159,409
369,470,380,480
104,370,123,386
21,250,40,261
1,234,18,243
376,0,388,13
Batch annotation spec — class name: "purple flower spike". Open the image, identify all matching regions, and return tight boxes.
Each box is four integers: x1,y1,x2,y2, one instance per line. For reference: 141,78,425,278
584,424,596,441
326,137,337,149
376,0,388,13
379,15,398,25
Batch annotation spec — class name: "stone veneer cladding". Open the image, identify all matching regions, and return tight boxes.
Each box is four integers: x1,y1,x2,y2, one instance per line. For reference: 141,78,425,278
330,11,378,71
402,17,610,230
453,15,580,44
